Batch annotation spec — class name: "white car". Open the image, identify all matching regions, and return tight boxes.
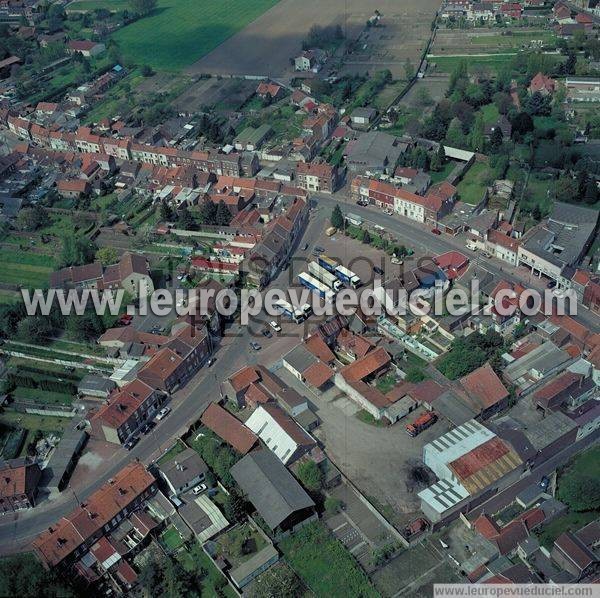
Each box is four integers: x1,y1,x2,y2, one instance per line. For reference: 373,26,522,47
156,407,171,421
192,483,207,495
269,321,282,332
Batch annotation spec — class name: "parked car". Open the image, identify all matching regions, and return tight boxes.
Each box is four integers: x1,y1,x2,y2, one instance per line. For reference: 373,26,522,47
373,266,384,275
124,437,139,450
269,321,282,332
539,476,550,491
481,251,492,259
262,329,272,338
547,280,557,289
313,246,325,255
249,341,262,351
431,228,442,235
206,357,216,367
156,407,171,421
192,483,207,495
140,422,155,435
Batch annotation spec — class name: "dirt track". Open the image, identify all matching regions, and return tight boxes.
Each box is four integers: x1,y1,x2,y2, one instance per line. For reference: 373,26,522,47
187,0,442,78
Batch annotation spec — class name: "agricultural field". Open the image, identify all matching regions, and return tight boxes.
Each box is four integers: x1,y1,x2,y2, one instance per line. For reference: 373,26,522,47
66,0,128,11
0,249,54,289
189,0,439,78
112,0,281,71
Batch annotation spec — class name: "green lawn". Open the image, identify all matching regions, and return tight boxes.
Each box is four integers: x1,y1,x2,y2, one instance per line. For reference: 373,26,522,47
157,440,187,465
280,522,379,598
0,249,54,288
456,161,490,205
470,31,555,48
160,526,185,551
479,103,500,126
112,0,281,71
429,161,455,184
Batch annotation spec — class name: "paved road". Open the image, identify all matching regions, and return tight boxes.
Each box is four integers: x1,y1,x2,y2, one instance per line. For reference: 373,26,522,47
316,192,600,331
0,205,331,551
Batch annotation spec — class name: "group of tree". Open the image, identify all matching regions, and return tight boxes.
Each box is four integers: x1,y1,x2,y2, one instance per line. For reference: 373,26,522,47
59,233,97,268
16,205,48,232
199,198,232,226
437,330,505,380
554,171,599,205
128,0,156,16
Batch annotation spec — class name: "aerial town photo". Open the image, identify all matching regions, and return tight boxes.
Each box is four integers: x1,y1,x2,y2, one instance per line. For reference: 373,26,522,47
0,0,600,596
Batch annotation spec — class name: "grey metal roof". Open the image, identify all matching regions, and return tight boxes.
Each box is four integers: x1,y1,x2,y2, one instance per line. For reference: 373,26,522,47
283,344,318,374
503,341,570,383
434,390,477,426
231,449,314,530
42,427,88,489
160,447,208,489
77,374,116,394
347,131,405,170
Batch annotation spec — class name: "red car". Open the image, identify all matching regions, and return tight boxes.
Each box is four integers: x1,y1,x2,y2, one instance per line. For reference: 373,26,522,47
431,228,442,235
118,314,133,326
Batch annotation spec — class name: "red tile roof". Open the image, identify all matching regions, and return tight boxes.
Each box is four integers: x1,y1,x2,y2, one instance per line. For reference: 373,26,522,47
341,346,391,382
303,361,334,387
33,462,155,568
460,363,509,410
228,366,260,393
200,403,258,454
304,334,336,363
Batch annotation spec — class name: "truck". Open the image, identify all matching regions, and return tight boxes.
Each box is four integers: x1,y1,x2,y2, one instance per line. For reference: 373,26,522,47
298,272,336,303
318,254,339,273
334,265,361,289
273,299,305,323
308,261,343,291
405,412,437,437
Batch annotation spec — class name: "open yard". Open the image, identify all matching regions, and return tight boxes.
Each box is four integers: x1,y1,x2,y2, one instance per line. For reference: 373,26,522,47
112,0,281,71
456,161,490,205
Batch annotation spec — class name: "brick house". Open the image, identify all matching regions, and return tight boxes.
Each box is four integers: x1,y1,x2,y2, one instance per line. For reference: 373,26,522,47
296,161,340,193
0,458,42,513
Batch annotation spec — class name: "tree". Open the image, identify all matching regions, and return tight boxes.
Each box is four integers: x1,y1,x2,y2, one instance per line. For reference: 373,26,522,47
141,64,154,77
297,460,323,492
95,246,118,266
159,200,174,222
525,91,551,116
60,233,96,267
531,204,542,221
199,198,217,225
16,205,47,232
362,229,372,245
555,176,579,203
215,200,232,226
559,474,600,512
324,496,344,514
330,204,344,229
223,487,248,523
16,316,53,343
66,312,105,341
489,126,503,151
511,111,534,139
128,0,156,15
0,554,76,597
177,206,196,231
429,144,446,172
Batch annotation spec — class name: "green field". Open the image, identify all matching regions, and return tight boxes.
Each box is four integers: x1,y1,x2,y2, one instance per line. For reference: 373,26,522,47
429,54,513,74
112,0,281,71
470,31,555,47
0,250,54,288
67,0,128,11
